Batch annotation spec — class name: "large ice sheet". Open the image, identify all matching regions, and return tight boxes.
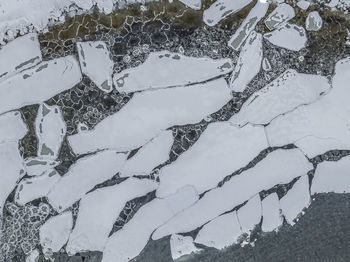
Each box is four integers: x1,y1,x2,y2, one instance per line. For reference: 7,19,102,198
203,0,254,26
66,178,158,254
47,150,127,212
170,234,201,260
264,3,295,30
68,79,231,154
157,123,268,197
179,0,201,10
230,70,331,126
261,193,283,232
113,51,232,93
77,41,113,93
0,111,28,144
237,194,262,234
102,186,198,262
195,211,242,250
0,56,82,115
120,130,173,177
153,149,312,239
229,31,263,92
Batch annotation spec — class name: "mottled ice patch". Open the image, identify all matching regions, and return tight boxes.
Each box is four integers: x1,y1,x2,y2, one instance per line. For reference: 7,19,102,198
229,31,263,92
195,211,242,250
113,51,232,93
237,194,262,236
24,157,59,177
179,0,201,10
280,175,310,225
306,11,323,31
264,23,307,51
203,0,254,26
297,0,311,11
228,1,268,51
47,150,127,212
120,130,173,177
68,79,231,154
77,41,113,93
264,3,295,30
153,149,312,239
0,56,82,115
230,69,331,126
0,111,28,144
102,186,198,262
170,234,202,260
261,193,283,232
0,33,41,81
157,123,268,197
25,249,39,262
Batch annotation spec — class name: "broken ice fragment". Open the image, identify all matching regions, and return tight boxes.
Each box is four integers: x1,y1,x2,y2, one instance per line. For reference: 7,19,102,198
25,249,39,262
262,57,272,71
179,0,201,10
113,51,232,93
264,3,295,30
77,41,113,93
230,69,331,126
264,23,307,51
170,234,201,260
229,31,263,92
25,157,59,177
261,193,283,232
297,0,310,11
0,111,28,144
306,11,323,31
237,194,262,235
68,79,231,155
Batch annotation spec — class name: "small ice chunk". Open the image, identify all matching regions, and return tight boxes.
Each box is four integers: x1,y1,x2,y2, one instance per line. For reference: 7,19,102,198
47,150,127,212
157,123,268,197
66,178,158,254
297,0,310,11
113,51,232,93
26,249,39,262
25,157,59,177
230,70,331,126
306,11,323,31
179,0,201,10
77,41,113,93
264,23,307,51
120,131,173,177
261,193,283,232
68,79,231,155
102,186,198,262
203,0,254,26
170,234,201,260
280,175,310,225
195,211,242,250
0,33,42,82
35,103,66,159
0,111,28,144
228,1,269,51
15,169,60,206
312,156,350,194
0,56,82,115
40,211,73,257
229,31,263,92
262,57,272,71
237,194,262,234
264,3,295,30
95,0,114,13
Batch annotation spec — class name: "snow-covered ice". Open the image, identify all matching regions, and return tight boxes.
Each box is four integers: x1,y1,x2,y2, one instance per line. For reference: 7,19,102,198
24,158,59,177
230,70,331,126
170,234,201,260
237,194,262,234
306,11,323,31
68,79,231,154
261,193,283,232
0,111,28,144
229,31,263,92
25,249,39,262
113,51,232,93
297,0,310,10
77,41,113,93
157,123,268,197
264,3,295,30
179,0,201,10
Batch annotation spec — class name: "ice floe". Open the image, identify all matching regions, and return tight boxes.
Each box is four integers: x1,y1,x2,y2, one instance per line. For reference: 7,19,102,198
24,158,59,177
0,56,82,115
153,149,312,239
261,193,283,232
280,175,310,225
170,234,201,260
120,130,173,177
66,178,158,254
195,211,242,249
264,3,295,30
157,123,268,197
77,41,113,93
228,1,269,51
179,0,202,10
25,249,39,262
237,194,262,235
306,11,323,31
203,0,254,26
113,51,232,93
47,150,127,212
102,186,198,262
68,79,231,154
297,0,311,11
230,70,331,126
264,23,307,51
229,31,263,92
0,111,28,144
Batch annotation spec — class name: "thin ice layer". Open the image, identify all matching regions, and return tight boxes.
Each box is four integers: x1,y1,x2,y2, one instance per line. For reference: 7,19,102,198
120,131,173,177
102,186,198,262
229,31,263,92
0,56,82,115
113,51,232,93
68,78,231,154
264,3,295,30
157,123,268,197
261,193,283,232
47,150,127,212
170,234,201,260
77,41,113,93
0,111,28,144
66,178,158,254
237,194,262,234
153,149,312,239
230,69,331,126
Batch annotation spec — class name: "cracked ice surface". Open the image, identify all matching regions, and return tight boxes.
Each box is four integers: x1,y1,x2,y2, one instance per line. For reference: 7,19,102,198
0,111,28,144
170,234,201,260
261,193,283,232
264,3,295,30
237,194,262,235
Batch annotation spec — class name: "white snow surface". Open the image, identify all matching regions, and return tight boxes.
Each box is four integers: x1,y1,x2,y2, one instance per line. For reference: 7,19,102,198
264,3,295,30
0,111,28,144
261,193,283,232
297,0,310,10
306,11,323,31
170,234,201,260
237,194,262,234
